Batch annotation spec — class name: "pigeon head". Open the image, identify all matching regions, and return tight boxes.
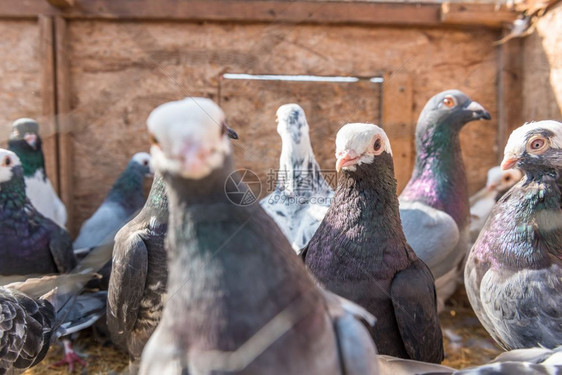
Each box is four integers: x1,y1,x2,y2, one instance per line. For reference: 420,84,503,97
9,118,42,151
335,123,392,173
131,152,153,177
147,97,233,180
417,90,491,141
485,166,522,192
276,104,309,144
0,149,23,185
501,120,562,173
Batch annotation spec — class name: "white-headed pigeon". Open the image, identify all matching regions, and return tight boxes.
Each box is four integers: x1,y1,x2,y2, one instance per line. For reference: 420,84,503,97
138,97,379,375
302,123,444,363
465,120,562,350
261,104,334,252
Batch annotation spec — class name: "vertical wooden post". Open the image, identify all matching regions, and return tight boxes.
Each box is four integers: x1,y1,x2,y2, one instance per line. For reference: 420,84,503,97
382,71,414,194
497,36,523,162
39,14,59,192
54,16,74,232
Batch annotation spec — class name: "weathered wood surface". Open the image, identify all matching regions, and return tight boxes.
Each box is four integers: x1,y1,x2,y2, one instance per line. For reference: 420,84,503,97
1,0,516,29
521,3,562,127
62,21,499,229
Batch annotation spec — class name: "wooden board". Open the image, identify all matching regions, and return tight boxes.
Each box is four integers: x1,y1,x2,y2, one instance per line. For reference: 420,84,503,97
60,20,499,229
219,77,382,197
0,0,517,28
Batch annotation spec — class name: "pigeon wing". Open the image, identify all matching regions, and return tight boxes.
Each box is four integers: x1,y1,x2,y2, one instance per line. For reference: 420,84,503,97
390,258,444,363
107,232,148,339
399,201,460,279
48,225,77,273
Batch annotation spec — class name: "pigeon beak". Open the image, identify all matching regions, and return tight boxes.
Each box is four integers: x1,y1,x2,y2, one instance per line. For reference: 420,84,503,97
501,154,519,170
336,150,359,173
224,124,239,140
179,143,210,176
24,133,37,149
465,101,491,120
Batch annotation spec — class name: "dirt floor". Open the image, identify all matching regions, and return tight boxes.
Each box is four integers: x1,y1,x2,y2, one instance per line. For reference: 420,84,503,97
24,287,502,374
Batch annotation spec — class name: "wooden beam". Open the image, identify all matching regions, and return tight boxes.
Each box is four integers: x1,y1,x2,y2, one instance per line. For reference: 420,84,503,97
46,0,75,9
38,15,60,193
382,71,415,194
441,3,517,27
54,16,75,233
497,35,524,162
0,0,518,28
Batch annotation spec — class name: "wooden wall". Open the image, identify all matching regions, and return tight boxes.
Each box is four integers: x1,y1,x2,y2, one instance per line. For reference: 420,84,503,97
0,1,512,235
521,3,562,125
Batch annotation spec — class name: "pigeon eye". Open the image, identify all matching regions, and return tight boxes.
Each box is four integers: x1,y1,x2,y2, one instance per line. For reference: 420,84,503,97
374,138,382,152
527,136,548,154
149,134,159,146
442,96,456,108
143,160,149,166
4,157,11,166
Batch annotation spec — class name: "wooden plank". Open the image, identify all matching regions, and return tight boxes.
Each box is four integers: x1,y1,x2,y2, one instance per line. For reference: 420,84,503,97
497,35,524,162
441,3,518,27
38,15,60,193
46,0,75,8
0,0,515,28
54,16,74,232
382,71,414,194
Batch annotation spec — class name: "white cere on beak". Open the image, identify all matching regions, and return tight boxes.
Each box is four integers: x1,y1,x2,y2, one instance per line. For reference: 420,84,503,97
147,97,231,180
0,149,21,184
335,123,392,172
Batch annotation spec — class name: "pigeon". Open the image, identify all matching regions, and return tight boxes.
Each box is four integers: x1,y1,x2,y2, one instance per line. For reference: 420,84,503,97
469,166,522,247
107,121,237,373
302,123,444,363
378,346,562,374
0,242,113,374
465,120,562,351
0,149,76,276
73,152,152,250
398,90,491,311
8,118,67,228
260,104,334,252
139,97,378,375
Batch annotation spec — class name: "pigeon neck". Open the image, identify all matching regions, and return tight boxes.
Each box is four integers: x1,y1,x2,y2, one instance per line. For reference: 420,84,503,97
327,154,416,270
277,134,329,194
106,162,147,210
0,166,28,213
401,125,469,227
8,140,46,179
480,172,561,268
141,172,168,215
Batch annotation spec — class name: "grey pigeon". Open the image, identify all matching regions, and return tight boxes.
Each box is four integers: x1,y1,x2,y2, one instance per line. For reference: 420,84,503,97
261,104,334,252
0,149,76,276
107,127,237,373
73,152,152,250
8,118,67,228
465,120,562,350
378,346,562,374
0,243,113,374
139,97,378,375
302,123,444,363
398,90,491,311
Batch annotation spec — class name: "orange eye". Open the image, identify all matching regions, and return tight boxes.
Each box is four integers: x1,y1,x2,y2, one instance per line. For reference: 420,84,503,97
526,135,548,154
442,96,456,108
149,133,159,146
